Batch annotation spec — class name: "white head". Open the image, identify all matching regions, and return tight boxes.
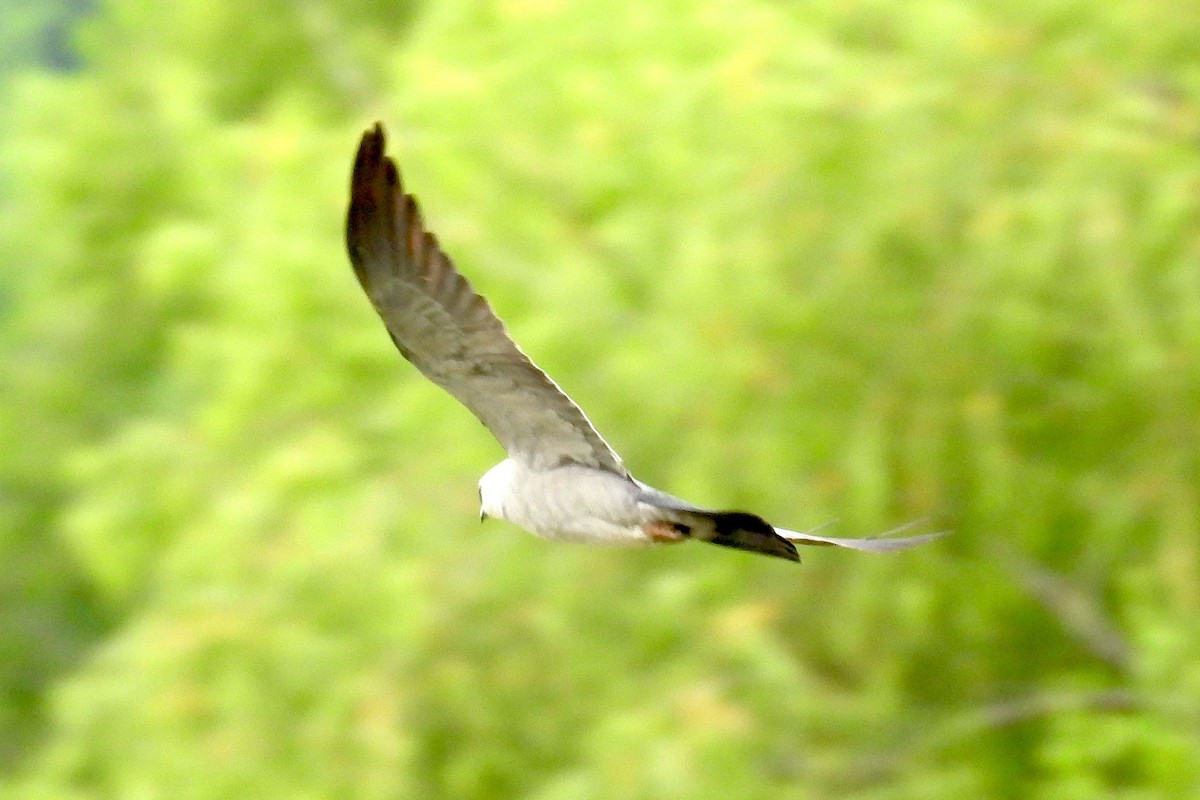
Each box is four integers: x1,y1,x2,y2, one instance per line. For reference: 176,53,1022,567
478,459,517,522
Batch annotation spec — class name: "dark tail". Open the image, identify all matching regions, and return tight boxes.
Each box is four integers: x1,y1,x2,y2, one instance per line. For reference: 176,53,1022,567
672,509,800,562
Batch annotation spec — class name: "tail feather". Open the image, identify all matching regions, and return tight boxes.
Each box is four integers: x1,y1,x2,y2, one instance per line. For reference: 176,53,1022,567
665,509,800,562
636,486,947,561
775,521,950,552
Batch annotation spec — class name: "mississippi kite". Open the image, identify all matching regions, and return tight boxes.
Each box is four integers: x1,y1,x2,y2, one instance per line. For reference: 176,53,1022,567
345,123,943,562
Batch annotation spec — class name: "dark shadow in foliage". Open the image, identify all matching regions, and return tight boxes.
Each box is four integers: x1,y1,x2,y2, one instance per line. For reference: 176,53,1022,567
0,494,114,772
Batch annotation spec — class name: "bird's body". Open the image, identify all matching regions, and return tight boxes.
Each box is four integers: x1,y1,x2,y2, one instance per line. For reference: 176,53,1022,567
479,459,650,546
345,123,944,563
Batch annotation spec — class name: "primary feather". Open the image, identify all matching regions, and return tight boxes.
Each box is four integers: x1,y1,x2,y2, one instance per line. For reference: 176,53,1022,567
346,124,626,474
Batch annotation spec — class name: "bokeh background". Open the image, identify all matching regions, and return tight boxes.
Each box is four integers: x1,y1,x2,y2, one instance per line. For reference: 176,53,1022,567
2,1,1199,797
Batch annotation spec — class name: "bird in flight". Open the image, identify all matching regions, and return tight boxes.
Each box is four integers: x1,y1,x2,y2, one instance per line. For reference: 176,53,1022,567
345,123,943,562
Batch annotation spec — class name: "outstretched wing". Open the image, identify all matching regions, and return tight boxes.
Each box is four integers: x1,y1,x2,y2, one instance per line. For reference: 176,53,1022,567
346,123,626,475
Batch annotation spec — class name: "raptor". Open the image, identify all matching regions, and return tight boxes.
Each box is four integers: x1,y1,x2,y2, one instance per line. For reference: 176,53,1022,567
346,123,943,562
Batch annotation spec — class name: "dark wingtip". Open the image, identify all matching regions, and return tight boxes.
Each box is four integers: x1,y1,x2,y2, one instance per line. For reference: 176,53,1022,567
362,121,386,158
350,122,388,202
346,122,401,290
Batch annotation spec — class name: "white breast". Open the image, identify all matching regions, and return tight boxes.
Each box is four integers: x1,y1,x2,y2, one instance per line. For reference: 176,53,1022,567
479,459,656,546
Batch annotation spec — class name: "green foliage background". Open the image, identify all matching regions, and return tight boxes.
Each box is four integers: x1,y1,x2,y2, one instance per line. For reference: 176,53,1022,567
2,0,1199,797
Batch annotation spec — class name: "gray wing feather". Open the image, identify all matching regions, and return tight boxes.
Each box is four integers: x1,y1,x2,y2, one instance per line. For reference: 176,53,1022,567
345,124,626,475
